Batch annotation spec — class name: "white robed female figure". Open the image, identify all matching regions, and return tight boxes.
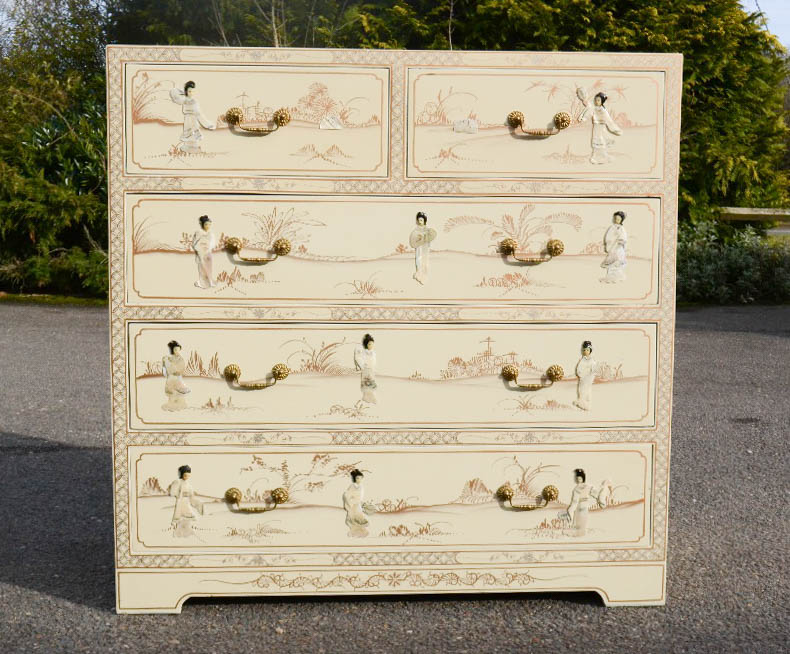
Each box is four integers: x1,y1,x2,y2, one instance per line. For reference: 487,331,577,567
573,340,599,411
601,210,628,283
577,89,622,164
342,469,374,538
192,215,216,289
409,211,437,284
353,333,378,404
162,340,191,411
559,468,607,537
169,80,216,153
167,465,204,537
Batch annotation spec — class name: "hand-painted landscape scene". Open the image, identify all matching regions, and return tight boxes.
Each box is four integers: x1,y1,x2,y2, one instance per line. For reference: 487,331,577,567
127,195,659,305
131,448,650,552
126,65,388,176
130,323,656,430
408,70,663,178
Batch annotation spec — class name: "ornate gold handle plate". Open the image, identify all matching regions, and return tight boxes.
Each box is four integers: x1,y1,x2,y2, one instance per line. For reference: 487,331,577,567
225,237,291,263
225,487,289,513
224,106,291,134
507,110,571,136
500,237,564,264
223,363,290,389
496,484,559,511
502,364,564,390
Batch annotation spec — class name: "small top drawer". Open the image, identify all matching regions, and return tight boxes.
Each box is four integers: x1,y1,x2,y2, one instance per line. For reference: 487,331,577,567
122,63,389,178
407,66,665,180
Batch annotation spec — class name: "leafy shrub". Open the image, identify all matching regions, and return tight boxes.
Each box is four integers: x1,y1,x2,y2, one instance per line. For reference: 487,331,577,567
677,221,790,304
0,247,107,297
0,90,107,297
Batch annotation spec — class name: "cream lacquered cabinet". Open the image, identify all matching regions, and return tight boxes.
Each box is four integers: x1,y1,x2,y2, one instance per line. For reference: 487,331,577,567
107,46,681,612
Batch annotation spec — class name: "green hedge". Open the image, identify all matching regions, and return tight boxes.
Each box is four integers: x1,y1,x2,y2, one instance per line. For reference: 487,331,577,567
677,221,790,303
0,247,107,298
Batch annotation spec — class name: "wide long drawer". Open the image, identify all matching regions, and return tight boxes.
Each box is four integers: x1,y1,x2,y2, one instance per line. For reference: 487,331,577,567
128,322,657,430
125,194,661,306
122,62,389,178
127,444,653,555
407,66,665,179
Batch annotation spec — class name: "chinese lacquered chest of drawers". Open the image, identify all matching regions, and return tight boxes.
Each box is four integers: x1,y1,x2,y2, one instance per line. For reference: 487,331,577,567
107,45,681,612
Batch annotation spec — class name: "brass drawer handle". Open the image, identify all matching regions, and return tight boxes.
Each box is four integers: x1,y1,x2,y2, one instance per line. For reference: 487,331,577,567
225,486,289,513
500,237,564,264
225,237,291,263
502,364,564,390
223,363,290,389
496,484,559,511
224,106,291,134
507,110,571,137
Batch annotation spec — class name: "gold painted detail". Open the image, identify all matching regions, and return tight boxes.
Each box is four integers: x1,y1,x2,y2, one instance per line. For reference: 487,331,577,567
501,364,564,390
496,484,559,511
216,569,542,591
507,110,571,136
225,106,291,134
499,237,564,264
223,363,290,389
225,486,289,513
225,236,291,263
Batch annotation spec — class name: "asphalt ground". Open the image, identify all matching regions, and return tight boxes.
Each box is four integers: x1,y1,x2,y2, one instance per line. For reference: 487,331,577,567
0,304,788,653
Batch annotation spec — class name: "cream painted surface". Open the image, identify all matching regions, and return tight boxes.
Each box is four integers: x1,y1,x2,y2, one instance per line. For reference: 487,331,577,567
108,45,680,612
126,194,660,306
128,445,652,554
407,68,664,179
124,64,389,177
117,563,667,612
128,322,656,430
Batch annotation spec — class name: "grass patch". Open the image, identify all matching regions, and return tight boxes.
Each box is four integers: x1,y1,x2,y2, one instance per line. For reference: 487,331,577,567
0,292,107,306
766,233,790,245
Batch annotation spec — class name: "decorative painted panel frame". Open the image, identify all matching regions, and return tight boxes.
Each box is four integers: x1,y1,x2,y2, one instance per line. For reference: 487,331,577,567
123,62,391,177
125,194,663,306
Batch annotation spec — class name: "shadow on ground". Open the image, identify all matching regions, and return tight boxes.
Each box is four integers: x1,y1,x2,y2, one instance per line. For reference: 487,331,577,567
0,432,115,611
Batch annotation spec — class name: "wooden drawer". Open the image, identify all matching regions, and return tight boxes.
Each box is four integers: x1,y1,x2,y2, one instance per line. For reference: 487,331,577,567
128,322,657,431
117,442,666,611
123,62,389,178
126,194,660,306
407,67,665,180
127,444,653,554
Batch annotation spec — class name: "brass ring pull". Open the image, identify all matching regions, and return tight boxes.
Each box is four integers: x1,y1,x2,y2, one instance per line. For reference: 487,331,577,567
502,364,564,390
225,106,291,134
225,237,291,263
225,486,289,513
500,237,564,264
223,363,290,389
507,110,571,136
496,484,559,511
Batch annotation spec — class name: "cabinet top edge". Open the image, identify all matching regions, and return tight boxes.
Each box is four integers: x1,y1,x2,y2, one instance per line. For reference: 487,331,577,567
105,44,683,67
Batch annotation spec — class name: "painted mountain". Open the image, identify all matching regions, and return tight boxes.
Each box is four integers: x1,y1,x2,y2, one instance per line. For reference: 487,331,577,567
453,477,494,504
140,477,167,496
